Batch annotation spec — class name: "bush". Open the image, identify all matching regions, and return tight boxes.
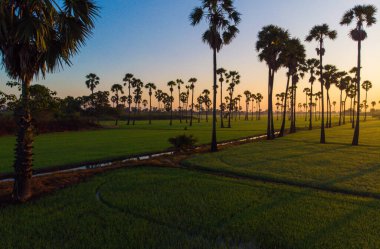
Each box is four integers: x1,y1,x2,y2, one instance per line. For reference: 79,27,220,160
168,134,197,151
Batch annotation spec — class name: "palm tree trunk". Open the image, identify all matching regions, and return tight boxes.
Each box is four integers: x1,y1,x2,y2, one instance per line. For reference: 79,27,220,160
220,80,224,128
211,48,218,152
178,89,182,123
149,93,152,125
279,75,291,137
13,78,33,202
127,84,131,125
352,39,361,145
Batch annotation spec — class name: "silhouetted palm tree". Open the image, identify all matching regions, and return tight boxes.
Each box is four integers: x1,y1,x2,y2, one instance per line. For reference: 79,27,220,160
306,24,337,143
132,79,143,125
176,79,184,123
244,90,251,121
0,0,99,201
190,0,241,152
217,68,227,128
155,89,164,111
85,73,100,106
303,87,310,121
202,89,211,122
305,58,320,130
188,78,197,126
226,71,240,128
256,25,289,139
336,73,350,125
361,80,372,121
256,93,263,120
167,81,176,126
341,4,376,145
123,73,134,125
145,83,157,124
111,84,124,126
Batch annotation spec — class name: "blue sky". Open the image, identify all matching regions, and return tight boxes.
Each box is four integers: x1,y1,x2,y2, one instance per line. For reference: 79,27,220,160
1,0,379,108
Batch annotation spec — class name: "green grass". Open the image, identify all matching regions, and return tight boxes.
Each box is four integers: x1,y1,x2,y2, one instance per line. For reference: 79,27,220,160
1,167,380,249
0,115,321,174
185,119,380,197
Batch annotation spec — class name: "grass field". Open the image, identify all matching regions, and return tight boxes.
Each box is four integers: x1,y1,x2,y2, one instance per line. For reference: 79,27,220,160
0,115,324,174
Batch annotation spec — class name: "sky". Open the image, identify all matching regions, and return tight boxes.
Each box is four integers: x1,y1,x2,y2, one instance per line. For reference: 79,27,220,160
1,0,379,109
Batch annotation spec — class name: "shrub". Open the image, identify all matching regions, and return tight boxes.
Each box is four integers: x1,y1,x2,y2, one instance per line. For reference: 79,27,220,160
168,134,197,151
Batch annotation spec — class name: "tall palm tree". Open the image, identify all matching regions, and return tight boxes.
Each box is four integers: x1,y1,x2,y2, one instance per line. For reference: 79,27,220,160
190,0,241,152
176,79,184,123
155,89,164,110
0,0,99,201
250,93,256,121
167,81,176,126
85,73,100,107
111,84,124,126
244,90,251,121
256,93,263,120
132,79,143,125
217,68,227,128
278,38,305,136
336,73,350,125
322,64,339,128
305,58,320,130
123,73,134,125
256,25,289,139
306,24,337,143
180,92,188,121
341,4,376,145
188,78,197,126
361,80,372,121
303,87,311,121
185,85,190,123
145,83,157,124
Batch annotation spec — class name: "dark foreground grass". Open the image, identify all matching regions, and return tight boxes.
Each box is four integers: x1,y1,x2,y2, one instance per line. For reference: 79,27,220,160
0,116,320,174
185,119,380,197
1,167,380,249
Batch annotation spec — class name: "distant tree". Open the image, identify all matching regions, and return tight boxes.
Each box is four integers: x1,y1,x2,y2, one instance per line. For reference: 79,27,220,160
132,79,143,125
341,4,377,145
145,83,157,124
176,79,184,123
155,89,164,111
188,78,197,126
361,80,372,121
111,84,124,126
190,0,241,152
123,73,134,125
306,24,337,143
226,71,240,128
305,59,320,129
167,81,176,126
217,68,227,128
202,89,211,122
85,73,100,106
244,90,251,121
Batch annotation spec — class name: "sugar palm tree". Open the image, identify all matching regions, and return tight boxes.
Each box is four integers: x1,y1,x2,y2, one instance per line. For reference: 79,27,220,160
278,38,305,136
145,83,157,124
190,0,241,152
167,81,176,126
306,24,337,143
85,73,100,107
256,25,289,139
361,80,372,121
0,0,99,201
303,88,311,121
155,89,164,110
111,84,124,126
132,79,143,125
226,71,240,128
305,58,320,130
244,90,251,121
322,64,339,128
123,73,134,125
188,78,197,126
185,85,191,123
341,4,376,145
180,92,188,121
256,93,263,120
336,72,349,125
250,93,256,121
176,79,184,123
202,89,211,122
217,68,227,128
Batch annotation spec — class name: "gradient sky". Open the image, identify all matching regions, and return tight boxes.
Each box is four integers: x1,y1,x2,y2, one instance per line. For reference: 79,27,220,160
1,0,379,109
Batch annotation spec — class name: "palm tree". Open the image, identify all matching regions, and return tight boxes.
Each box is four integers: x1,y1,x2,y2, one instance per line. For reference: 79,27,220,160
180,92,188,121
197,95,204,123
322,64,339,128
278,38,305,136
121,96,128,107
371,101,376,113
176,79,184,123
185,86,190,123
217,68,227,128
132,79,143,125
306,24,337,143
0,0,99,201
202,89,211,122
226,71,240,128
336,73,349,125
123,73,134,125
341,4,376,145
188,78,197,126
303,88,310,121
256,25,289,139
256,93,263,120
190,0,241,152
145,83,157,124
244,90,251,121
167,81,176,126
85,73,100,107
155,89,164,111
305,59,320,130
250,93,256,121
361,80,372,121
111,84,124,126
